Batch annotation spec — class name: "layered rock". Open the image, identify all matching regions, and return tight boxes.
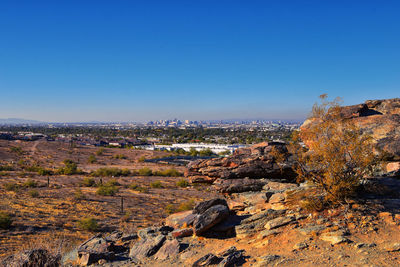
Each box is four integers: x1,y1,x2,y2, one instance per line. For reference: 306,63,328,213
301,98,400,162
185,142,297,186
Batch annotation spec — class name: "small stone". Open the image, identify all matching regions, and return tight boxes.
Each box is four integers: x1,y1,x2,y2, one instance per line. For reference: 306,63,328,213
320,231,349,245
264,216,295,230
171,228,193,238
385,243,400,252
293,242,308,250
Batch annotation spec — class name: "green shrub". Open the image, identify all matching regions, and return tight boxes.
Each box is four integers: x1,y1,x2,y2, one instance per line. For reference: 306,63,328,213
113,154,127,159
0,212,12,229
155,168,182,177
10,146,23,155
88,155,97,164
57,159,79,175
150,180,163,188
105,178,120,186
96,148,104,156
129,183,148,193
23,179,38,188
165,204,176,214
28,189,39,198
37,167,53,176
176,179,189,188
0,165,14,171
74,188,86,200
90,168,130,177
4,182,19,192
138,167,153,176
138,156,146,162
177,199,195,212
81,177,96,187
77,217,99,231
96,185,119,196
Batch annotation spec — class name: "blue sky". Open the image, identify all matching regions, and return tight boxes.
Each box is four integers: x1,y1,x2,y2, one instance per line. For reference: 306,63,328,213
0,0,399,122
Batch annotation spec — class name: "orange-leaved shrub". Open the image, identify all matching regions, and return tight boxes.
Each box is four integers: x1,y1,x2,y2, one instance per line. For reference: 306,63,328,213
292,94,376,205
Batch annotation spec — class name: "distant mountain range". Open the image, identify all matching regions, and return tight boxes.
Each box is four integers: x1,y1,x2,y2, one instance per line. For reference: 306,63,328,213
0,118,45,125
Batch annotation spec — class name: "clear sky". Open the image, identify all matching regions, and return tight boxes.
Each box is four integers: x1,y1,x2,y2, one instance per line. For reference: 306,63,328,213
0,0,399,122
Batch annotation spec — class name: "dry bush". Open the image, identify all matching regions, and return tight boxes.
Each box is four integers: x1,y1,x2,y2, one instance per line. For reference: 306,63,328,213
293,95,376,205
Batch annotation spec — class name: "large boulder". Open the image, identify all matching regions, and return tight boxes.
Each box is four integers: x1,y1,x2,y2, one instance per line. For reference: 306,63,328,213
129,234,166,260
193,198,228,214
193,205,230,236
186,142,297,185
301,98,400,161
76,235,116,266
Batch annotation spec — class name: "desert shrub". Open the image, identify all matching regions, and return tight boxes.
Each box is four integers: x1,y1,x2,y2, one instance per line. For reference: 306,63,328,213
176,199,195,212
138,167,153,176
10,146,23,155
176,179,189,188
0,171,6,176
105,178,120,186
77,217,99,231
113,154,127,159
150,181,163,188
0,165,14,171
4,182,19,192
198,148,214,156
74,188,86,200
96,148,105,156
129,183,148,193
81,177,96,187
138,156,146,162
28,189,39,198
96,185,119,196
37,167,53,176
88,155,97,164
154,168,182,177
0,212,12,229
57,159,80,175
90,168,130,177
23,179,38,188
165,204,176,214
293,95,376,205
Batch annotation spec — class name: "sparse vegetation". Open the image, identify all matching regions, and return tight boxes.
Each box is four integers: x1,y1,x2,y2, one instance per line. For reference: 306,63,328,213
96,185,119,196
96,148,105,156
0,164,14,171
138,167,153,176
176,179,189,188
150,180,163,188
74,188,86,200
4,182,19,192
113,154,127,159
0,212,12,229
138,155,146,162
292,95,376,205
87,154,97,164
80,177,96,187
23,179,38,188
28,189,39,198
77,217,99,231
154,168,182,177
57,159,80,175
90,167,130,177
129,183,148,193
10,146,23,155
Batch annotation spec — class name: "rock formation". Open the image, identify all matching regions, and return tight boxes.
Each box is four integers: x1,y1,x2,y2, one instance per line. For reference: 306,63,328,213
301,98,400,163
185,141,297,187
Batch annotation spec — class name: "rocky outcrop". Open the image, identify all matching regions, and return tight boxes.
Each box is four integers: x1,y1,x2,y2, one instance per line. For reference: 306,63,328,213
185,142,297,187
1,249,60,267
301,98,400,162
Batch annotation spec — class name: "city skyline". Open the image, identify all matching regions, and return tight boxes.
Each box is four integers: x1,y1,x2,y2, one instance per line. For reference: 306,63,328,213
1,1,399,122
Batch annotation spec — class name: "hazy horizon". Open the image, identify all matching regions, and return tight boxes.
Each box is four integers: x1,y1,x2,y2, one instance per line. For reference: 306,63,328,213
1,1,399,122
